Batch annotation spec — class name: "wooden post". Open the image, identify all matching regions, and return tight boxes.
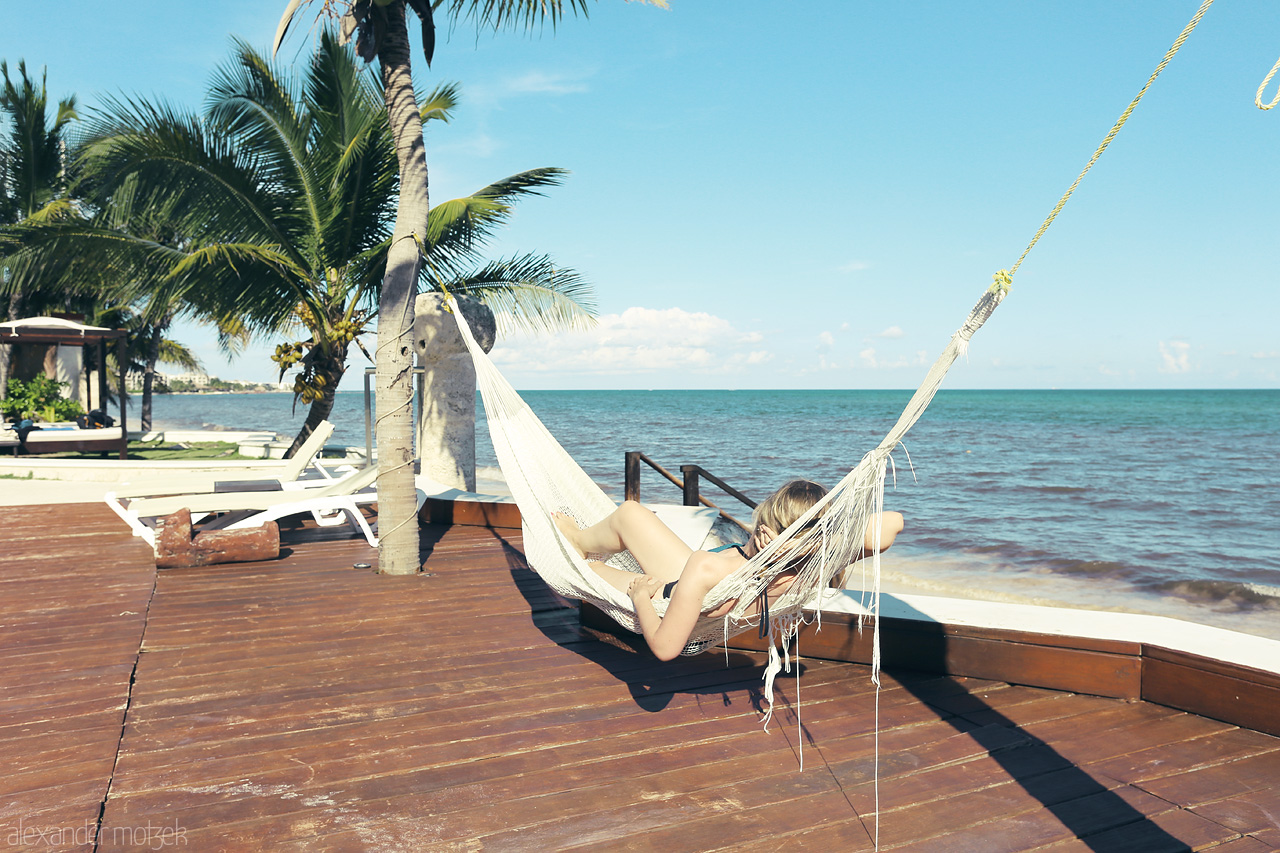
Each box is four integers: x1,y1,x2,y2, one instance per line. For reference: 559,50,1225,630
680,465,701,507
113,337,127,459
624,452,641,502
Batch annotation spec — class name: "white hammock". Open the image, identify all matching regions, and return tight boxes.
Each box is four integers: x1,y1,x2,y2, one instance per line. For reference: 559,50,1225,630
440,1,1218,713
447,283,1007,707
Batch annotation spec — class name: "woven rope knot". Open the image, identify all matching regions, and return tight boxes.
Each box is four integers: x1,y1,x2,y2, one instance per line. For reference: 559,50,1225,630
989,269,1013,296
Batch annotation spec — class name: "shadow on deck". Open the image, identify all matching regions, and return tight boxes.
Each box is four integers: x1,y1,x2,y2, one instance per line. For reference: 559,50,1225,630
0,503,1276,851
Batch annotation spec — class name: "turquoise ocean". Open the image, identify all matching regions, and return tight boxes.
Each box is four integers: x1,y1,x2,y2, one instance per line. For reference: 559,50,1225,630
143,389,1280,640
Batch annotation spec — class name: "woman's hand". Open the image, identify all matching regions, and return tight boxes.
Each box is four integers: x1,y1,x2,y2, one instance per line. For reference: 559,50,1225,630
628,574,662,602
750,524,778,556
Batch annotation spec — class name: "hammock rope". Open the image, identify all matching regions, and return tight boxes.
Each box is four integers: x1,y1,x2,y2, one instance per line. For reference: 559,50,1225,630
445,0,1214,680
430,5,1256,849
434,12,1237,849
1258,51,1280,110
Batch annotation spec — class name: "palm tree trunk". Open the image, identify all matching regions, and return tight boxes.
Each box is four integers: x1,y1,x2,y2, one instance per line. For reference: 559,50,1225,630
287,350,346,459
374,1,426,575
141,325,162,433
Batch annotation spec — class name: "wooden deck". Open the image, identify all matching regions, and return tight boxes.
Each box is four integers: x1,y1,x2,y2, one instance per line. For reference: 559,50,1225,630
2,503,1278,851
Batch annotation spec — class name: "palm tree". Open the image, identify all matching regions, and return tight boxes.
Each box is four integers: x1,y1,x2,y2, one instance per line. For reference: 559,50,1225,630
63,35,591,455
92,302,205,432
0,60,79,318
274,0,632,574
0,60,80,396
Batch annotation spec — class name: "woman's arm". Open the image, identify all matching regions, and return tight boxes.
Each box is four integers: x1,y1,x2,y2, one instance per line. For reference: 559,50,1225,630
831,511,907,588
630,550,741,661
867,511,905,553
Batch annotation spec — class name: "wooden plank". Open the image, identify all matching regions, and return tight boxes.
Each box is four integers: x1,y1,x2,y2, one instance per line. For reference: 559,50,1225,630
727,615,1143,700
1143,654,1280,737
1190,787,1280,837
1192,837,1277,853
1087,727,1280,786
420,496,521,529
1137,750,1280,808
1037,806,1241,851
1145,645,1280,690
7,501,1280,852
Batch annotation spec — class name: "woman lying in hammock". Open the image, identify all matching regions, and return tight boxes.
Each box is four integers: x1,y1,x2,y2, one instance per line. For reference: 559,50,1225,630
554,480,905,660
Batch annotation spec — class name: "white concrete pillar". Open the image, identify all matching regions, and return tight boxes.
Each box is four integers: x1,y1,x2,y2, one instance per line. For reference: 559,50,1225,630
412,293,496,491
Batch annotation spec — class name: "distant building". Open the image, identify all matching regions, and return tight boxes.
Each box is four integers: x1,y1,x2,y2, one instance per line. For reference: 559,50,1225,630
126,370,211,391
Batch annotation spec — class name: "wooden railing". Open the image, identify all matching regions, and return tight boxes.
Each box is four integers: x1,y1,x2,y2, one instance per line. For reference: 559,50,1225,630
624,451,756,533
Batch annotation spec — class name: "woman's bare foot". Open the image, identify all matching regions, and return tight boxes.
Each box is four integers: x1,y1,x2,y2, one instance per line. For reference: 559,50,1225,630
552,512,587,558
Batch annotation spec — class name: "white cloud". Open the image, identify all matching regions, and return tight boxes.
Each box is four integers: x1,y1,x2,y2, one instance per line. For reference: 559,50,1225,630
507,70,591,95
816,331,835,352
471,69,593,105
1158,340,1192,374
838,260,871,273
876,325,904,339
490,306,770,376
1251,350,1280,360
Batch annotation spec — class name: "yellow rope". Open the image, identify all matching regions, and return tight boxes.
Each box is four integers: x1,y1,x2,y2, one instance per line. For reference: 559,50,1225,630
1006,0,1216,279
1257,51,1280,110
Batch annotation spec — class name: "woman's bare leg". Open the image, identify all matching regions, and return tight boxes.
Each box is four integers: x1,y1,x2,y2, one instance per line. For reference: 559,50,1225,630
554,501,692,583
588,560,648,596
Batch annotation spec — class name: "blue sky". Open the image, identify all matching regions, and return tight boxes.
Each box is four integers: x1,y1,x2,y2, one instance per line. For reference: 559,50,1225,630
7,1,1278,389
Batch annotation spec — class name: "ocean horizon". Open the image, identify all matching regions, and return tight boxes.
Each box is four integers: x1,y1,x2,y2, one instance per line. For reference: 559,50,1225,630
143,388,1280,641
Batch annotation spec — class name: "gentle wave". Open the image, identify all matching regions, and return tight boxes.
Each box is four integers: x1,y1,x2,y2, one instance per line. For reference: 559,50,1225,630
1154,579,1280,610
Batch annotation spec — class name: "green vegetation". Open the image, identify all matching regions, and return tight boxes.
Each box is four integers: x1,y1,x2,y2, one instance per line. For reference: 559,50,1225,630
161,377,273,393
123,440,251,461
11,33,593,460
8,1,624,574
31,440,252,461
1,375,84,422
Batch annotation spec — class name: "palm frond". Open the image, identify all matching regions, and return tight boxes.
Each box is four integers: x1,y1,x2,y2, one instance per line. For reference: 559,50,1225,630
156,338,204,372
1,59,78,220
419,82,460,124
425,167,568,261
78,95,311,273
206,39,329,248
440,0,594,32
305,31,399,266
435,253,596,336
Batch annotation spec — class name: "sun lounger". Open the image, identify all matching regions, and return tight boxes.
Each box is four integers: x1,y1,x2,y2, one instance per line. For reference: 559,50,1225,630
106,464,416,550
2,424,127,456
113,421,338,499
414,474,720,547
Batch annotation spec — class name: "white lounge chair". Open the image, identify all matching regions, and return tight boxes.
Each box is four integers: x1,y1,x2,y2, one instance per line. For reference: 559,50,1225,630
113,421,338,499
106,464,411,550
414,474,721,547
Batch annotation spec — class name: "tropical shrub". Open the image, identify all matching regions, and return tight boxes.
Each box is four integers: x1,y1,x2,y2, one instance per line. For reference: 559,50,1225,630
1,375,84,422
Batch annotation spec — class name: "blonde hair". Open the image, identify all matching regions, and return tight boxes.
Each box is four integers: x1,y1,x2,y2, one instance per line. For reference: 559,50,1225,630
753,479,828,538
